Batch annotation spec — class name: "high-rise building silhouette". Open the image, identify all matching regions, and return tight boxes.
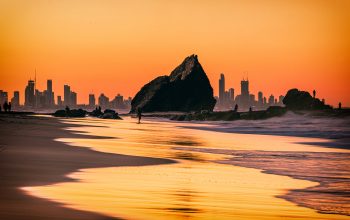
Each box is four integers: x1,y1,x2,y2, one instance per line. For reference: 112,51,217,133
57,96,63,107
240,79,250,108
70,91,77,107
278,95,285,105
0,90,8,106
98,93,109,109
64,85,71,106
11,91,20,109
268,94,275,105
46,79,54,106
228,88,234,101
219,73,225,105
89,94,96,107
258,91,263,106
241,79,249,97
25,80,35,107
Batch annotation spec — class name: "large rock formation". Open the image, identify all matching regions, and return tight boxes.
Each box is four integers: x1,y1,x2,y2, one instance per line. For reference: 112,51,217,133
130,55,216,113
283,88,332,110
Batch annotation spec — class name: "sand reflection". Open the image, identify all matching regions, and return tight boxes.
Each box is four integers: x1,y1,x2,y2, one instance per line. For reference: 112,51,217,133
21,117,350,219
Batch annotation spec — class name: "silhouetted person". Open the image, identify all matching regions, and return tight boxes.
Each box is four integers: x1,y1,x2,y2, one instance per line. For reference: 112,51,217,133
0,104,2,112
137,107,142,123
98,106,102,112
8,102,11,112
313,90,316,99
3,101,8,112
234,104,238,112
339,102,342,110
249,106,252,113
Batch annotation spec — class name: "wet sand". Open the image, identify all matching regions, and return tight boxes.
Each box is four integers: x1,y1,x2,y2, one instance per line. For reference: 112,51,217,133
177,148,350,216
0,114,174,219
21,117,350,219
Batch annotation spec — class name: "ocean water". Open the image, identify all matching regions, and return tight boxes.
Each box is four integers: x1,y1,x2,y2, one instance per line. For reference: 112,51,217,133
22,115,350,219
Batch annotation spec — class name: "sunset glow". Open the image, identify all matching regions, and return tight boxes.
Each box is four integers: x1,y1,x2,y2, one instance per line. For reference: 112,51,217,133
1,0,349,106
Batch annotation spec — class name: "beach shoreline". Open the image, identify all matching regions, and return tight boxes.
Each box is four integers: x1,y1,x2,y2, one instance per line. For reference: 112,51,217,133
0,113,175,220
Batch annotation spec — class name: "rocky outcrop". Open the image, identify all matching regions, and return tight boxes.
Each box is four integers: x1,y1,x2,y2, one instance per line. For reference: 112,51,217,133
100,109,122,119
130,54,216,113
53,108,87,117
170,106,286,121
89,108,122,119
283,89,332,110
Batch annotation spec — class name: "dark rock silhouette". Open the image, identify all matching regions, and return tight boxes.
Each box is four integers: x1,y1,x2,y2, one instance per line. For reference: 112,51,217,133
283,89,332,110
171,106,286,121
90,106,103,117
53,108,86,117
130,54,216,113
100,109,122,119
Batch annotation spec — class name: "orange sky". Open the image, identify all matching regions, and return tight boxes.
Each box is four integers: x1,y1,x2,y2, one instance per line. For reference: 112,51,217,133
0,0,349,106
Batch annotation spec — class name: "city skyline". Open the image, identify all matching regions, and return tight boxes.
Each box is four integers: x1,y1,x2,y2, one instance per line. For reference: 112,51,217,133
1,1,349,106
0,77,132,110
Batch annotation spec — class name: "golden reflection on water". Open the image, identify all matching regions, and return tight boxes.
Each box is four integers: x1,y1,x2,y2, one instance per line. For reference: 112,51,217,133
22,117,350,219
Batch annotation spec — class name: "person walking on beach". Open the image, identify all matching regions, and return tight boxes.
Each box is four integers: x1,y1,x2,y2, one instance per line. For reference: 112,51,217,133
137,107,142,124
234,104,238,112
3,101,8,112
339,102,342,110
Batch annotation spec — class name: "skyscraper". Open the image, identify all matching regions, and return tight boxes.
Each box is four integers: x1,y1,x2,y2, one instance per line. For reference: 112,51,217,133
89,94,96,107
258,91,263,106
228,88,234,101
268,95,275,105
57,96,63,107
47,79,54,106
240,79,250,109
70,91,77,107
279,95,285,105
98,93,109,109
64,85,71,107
11,91,20,108
0,90,8,106
25,80,35,107
240,79,249,97
219,73,225,105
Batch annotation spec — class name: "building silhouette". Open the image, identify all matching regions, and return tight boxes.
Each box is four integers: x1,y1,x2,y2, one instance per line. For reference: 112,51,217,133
57,96,63,107
46,79,54,107
239,79,250,109
70,91,77,107
268,95,275,105
64,85,71,106
0,90,8,106
278,95,285,105
258,91,263,107
25,80,35,107
11,91,20,109
63,85,77,107
89,94,96,108
98,93,109,109
219,73,225,105
228,88,234,102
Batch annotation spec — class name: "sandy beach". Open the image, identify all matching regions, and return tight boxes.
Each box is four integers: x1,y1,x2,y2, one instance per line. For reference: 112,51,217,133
0,113,174,219
1,113,350,219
